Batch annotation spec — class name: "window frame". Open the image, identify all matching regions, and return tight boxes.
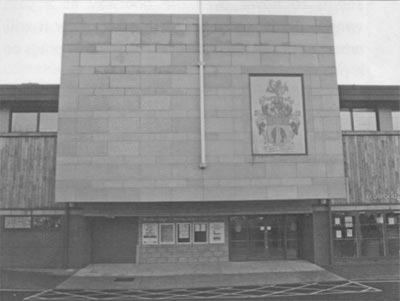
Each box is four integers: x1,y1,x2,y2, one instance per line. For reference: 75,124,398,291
340,108,379,131
9,109,57,133
332,212,400,259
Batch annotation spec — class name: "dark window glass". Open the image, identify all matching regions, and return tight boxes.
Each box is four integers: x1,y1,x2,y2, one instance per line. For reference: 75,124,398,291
387,239,399,256
360,213,384,257
11,112,38,132
361,239,384,257
334,240,357,257
230,217,248,241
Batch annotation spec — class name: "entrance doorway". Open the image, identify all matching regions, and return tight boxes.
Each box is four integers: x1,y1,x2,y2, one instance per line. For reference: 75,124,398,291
91,217,138,263
229,215,304,261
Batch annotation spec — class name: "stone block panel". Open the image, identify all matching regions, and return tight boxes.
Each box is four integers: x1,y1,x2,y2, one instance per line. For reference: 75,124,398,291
58,13,346,203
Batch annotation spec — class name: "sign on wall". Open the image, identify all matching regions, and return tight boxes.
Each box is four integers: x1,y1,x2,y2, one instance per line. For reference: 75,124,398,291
4,216,31,229
177,223,191,243
209,222,225,244
142,223,158,245
250,75,307,155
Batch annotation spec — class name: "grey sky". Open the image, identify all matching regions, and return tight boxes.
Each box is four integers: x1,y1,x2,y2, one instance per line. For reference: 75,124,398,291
0,1,399,84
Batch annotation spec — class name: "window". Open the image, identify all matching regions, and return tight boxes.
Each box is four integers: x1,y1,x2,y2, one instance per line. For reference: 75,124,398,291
340,109,377,131
360,213,384,257
11,112,37,132
159,223,175,244
193,223,208,243
340,110,352,131
392,111,400,130
353,109,377,130
4,216,61,230
385,214,399,256
10,111,57,132
333,212,399,258
39,112,58,132
332,214,357,257
4,216,32,229
176,223,191,244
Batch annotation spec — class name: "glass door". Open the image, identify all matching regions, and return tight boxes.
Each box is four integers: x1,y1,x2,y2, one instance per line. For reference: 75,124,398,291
229,215,301,261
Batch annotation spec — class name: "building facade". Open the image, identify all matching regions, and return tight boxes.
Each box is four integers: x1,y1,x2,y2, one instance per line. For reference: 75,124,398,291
0,14,399,268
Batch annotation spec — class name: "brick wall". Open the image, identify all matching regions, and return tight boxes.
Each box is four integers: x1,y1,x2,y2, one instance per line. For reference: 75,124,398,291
56,14,346,203
137,216,229,264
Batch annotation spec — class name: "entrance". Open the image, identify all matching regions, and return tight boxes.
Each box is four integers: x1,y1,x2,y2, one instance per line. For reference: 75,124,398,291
229,215,303,261
91,217,138,263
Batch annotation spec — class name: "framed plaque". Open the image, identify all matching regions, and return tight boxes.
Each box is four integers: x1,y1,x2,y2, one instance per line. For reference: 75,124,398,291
142,223,158,245
4,216,31,229
177,223,191,244
210,222,225,244
250,75,307,155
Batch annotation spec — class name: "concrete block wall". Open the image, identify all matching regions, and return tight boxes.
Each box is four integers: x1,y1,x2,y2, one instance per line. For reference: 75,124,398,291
56,14,346,203
137,216,229,264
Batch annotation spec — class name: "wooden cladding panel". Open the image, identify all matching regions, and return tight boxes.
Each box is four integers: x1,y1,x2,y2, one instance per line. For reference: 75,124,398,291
0,135,58,208
342,134,400,204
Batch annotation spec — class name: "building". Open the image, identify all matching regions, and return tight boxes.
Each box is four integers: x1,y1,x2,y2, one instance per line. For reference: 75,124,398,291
0,14,399,269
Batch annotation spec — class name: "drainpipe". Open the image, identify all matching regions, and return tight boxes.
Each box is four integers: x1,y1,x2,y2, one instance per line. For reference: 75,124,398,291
198,0,206,169
327,199,333,265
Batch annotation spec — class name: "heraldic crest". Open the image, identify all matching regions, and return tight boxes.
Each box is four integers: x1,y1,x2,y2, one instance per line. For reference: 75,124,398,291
254,79,302,153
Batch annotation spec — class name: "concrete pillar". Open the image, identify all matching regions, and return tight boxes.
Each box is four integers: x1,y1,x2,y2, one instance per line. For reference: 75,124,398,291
313,210,330,265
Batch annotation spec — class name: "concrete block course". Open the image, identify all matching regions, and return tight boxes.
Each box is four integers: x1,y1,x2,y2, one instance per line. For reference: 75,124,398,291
111,53,140,66
111,31,140,44
231,32,259,45
80,53,110,66
57,13,346,203
80,31,111,44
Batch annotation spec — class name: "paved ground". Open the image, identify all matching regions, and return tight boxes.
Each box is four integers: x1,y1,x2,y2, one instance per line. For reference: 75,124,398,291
25,280,380,300
57,261,344,290
1,260,398,301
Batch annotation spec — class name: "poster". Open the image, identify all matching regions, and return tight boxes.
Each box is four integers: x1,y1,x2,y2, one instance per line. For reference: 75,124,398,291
344,216,353,223
388,217,395,225
160,223,175,244
335,230,342,239
177,223,191,243
346,229,353,238
142,223,158,245
334,217,341,225
210,222,225,244
4,216,31,229
250,75,306,155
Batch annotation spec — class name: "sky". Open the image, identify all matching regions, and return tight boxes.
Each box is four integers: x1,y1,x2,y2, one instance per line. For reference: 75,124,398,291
0,0,399,85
